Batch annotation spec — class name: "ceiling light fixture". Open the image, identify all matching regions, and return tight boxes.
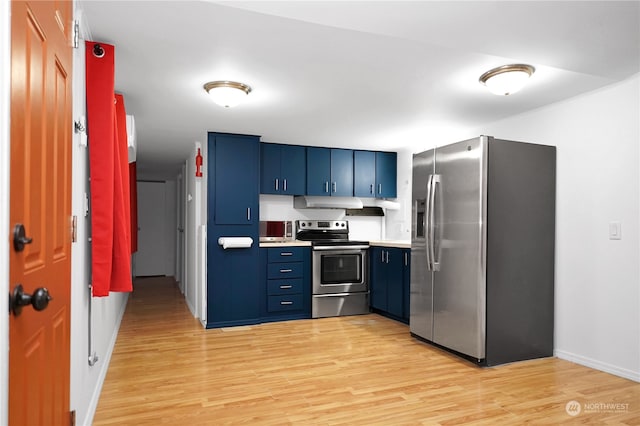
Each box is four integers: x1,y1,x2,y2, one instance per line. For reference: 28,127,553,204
479,64,535,96
203,81,252,108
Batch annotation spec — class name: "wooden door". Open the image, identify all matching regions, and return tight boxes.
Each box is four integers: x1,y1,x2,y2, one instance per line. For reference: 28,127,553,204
9,1,72,425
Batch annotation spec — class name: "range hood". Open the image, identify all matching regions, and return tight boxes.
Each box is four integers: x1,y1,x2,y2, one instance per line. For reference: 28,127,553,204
293,196,401,211
294,196,363,209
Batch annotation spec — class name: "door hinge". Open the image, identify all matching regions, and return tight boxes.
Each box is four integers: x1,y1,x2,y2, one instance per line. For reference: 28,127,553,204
72,20,80,49
70,410,76,426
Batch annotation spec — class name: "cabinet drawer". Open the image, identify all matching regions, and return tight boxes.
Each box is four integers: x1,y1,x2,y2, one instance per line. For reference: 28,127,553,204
267,247,304,263
267,279,303,295
268,294,304,312
267,262,303,279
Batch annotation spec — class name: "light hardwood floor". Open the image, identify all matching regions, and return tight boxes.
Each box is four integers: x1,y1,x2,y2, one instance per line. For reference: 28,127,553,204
93,277,640,425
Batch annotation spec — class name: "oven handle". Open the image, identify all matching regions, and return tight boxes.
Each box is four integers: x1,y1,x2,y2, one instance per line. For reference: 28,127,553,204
312,245,369,251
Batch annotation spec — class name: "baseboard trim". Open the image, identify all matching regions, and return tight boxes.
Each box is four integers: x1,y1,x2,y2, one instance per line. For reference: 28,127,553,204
82,294,129,426
555,349,640,382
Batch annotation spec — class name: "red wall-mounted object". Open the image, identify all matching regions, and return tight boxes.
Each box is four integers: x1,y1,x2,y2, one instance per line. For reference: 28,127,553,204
195,148,203,177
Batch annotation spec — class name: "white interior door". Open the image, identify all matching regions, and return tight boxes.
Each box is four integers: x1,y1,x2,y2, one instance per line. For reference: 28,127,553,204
136,181,166,276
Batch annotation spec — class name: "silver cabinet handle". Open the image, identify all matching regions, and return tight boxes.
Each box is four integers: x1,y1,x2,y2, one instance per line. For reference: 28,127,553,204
275,178,279,191
378,183,382,194
370,184,374,194
280,269,293,273
280,301,293,305
324,181,329,193
332,182,337,193
279,285,293,289
280,252,293,256
404,252,408,266
247,207,251,221
381,250,384,263
385,250,389,264
283,179,287,192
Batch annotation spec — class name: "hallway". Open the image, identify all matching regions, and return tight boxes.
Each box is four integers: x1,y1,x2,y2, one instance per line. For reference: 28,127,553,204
93,277,640,425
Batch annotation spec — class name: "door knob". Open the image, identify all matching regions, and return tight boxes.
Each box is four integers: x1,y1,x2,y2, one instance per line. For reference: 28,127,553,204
13,223,33,252
9,284,52,316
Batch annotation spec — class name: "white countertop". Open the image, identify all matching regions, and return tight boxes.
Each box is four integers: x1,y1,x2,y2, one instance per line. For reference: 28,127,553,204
260,240,410,249
368,240,411,249
259,240,312,248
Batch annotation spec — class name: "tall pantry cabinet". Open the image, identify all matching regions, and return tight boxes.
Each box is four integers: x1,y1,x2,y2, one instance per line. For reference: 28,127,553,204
207,132,261,328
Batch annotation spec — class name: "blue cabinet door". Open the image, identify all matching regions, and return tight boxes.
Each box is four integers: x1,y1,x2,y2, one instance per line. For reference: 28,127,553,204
260,143,281,195
208,244,261,325
280,145,306,195
375,151,397,198
331,148,354,196
211,133,259,225
354,150,376,197
306,147,331,196
386,248,404,318
370,247,387,311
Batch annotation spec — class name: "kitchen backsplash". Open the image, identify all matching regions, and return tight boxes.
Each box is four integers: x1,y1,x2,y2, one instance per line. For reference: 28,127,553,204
259,194,383,241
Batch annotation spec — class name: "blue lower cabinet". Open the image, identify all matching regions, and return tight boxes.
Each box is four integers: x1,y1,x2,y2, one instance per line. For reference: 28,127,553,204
261,247,311,322
267,279,303,295
402,248,410,323
370,246,409,324
268,294,304,312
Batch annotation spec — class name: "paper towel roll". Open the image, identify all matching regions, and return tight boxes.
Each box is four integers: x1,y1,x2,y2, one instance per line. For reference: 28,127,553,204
217,236,253,249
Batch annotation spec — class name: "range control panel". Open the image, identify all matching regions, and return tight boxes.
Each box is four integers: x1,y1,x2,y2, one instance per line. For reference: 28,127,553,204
296,220,348,232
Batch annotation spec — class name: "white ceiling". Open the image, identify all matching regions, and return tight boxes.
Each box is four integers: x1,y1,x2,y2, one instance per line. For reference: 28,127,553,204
79,1,640,179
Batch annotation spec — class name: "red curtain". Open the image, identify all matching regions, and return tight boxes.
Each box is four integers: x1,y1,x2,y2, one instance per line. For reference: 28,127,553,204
129,162,138,254
86,41,133,296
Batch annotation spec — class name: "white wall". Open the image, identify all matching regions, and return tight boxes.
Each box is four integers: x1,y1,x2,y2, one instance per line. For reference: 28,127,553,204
399,75,640,381
479,75,640,382
185,142,205,323
69,11,129,426
0,0,11,423
384,148,413,241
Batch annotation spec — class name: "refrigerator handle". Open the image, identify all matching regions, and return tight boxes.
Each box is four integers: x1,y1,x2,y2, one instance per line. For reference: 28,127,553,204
425,174,433,271
431,174,441,271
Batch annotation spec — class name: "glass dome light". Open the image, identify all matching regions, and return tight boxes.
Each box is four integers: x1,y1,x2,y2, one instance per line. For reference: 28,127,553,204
479,64,535,96
203,81,252,108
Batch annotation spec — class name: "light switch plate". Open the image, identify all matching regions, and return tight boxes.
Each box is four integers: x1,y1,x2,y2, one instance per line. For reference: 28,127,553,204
609,222,622,240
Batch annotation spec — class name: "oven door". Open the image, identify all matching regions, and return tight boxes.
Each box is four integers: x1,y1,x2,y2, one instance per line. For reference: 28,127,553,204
312,247,368,294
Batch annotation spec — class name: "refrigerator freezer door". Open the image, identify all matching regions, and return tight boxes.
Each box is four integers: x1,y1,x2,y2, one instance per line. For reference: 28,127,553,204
432,137,487,360
410,149,434,340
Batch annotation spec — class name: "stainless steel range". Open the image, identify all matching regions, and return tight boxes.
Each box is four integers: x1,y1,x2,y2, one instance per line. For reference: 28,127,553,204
295,220,369,318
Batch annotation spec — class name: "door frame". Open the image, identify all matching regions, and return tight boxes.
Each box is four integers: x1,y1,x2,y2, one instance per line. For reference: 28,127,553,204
1,0,11,422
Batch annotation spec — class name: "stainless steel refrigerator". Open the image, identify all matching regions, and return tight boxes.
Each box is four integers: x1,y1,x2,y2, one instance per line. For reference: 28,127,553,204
410,136,555,366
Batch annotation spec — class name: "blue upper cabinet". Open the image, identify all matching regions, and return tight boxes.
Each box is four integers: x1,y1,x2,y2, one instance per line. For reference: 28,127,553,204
306,147,354,197
210,133,260,225
354,150,376,197
261,143,306,195
306,147,331,195
280,145,306,195
375,151,397,198
330,148,354,196
354,150,397,198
